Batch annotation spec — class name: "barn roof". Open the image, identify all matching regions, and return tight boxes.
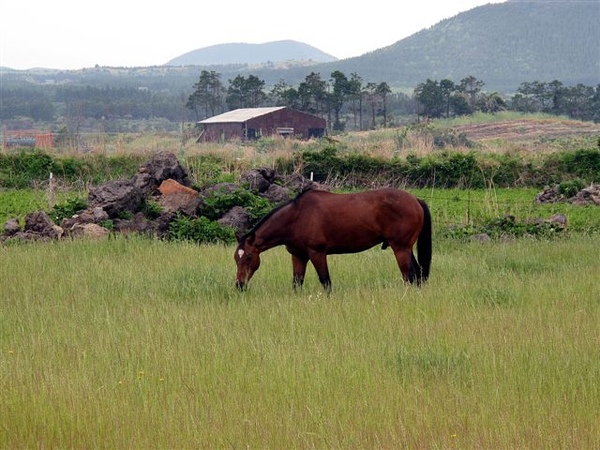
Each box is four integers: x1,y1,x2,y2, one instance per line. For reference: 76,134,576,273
198,107,287,124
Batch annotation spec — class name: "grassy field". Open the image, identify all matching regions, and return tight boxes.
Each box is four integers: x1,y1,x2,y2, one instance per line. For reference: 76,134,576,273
1,235,599,448
3,186,600,236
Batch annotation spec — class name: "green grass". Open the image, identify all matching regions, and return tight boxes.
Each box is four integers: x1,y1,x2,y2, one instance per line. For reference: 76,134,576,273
4,187,600,236
1,235,599,448
410,187,600,234
0,188,80,226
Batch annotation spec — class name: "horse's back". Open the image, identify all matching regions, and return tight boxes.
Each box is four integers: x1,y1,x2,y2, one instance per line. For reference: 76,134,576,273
299,188,421,217
293,188,424,250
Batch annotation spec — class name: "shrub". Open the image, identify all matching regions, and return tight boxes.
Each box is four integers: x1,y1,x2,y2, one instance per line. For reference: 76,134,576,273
167,215,235,244
142,200,163,219
50,196,88,223
558,148,600,182
557,179,586,198
202,188,272,223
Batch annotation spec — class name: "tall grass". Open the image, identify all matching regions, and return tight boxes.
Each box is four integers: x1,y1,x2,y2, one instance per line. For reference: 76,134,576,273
1,235,598,448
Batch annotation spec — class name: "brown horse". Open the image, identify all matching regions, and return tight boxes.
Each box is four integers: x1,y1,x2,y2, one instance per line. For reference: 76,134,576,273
234,188,432,293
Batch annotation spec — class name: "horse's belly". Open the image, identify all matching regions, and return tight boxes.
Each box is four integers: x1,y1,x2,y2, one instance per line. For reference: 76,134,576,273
325,236,382,254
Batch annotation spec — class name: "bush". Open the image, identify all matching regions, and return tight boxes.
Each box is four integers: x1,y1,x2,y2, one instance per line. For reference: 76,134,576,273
50,196,88,223
0,151,144,188
202,188,273,223
298,144,599,189
558,148,600,182
167,215,235,244
557,179,586,198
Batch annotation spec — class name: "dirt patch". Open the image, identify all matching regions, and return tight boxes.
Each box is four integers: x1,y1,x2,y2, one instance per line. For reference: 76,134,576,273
455,118,599,144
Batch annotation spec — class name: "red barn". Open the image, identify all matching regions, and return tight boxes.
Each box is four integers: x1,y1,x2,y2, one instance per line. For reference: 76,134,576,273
197,107,326,142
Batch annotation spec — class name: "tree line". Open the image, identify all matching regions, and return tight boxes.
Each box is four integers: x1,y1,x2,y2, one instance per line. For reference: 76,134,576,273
187,70,600,130
2,69,598,132
185,70,396,131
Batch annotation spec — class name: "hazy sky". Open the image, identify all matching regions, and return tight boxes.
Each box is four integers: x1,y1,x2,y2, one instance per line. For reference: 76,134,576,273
1,0,506,70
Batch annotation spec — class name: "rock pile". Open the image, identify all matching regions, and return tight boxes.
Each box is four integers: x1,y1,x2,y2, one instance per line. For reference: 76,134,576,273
536,184,600,205
570,185,600,206
1,151,320,243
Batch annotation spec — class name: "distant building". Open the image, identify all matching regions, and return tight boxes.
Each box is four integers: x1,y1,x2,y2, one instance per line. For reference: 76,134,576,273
197,107,326,143
2,130,54,149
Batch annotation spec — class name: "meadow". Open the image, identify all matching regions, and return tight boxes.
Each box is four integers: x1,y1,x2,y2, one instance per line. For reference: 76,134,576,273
2,114,599,448
1,234,599,448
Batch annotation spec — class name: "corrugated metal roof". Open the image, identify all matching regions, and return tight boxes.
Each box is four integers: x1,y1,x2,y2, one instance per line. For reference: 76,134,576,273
198,107,286,124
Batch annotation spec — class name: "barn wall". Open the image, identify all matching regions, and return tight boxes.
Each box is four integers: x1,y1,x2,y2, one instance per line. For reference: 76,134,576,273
198,108,327,142
246,109,326,139
201,123,244,142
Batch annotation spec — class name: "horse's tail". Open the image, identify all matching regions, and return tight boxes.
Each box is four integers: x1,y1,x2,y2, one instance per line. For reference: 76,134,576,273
416,199,432,281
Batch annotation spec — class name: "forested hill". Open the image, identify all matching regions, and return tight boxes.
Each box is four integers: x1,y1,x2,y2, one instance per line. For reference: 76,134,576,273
1,0,597,95
291,0,599,92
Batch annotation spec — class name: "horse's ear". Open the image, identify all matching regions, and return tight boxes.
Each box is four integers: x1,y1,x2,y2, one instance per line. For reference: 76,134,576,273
235,229,244,242
236,230,254,244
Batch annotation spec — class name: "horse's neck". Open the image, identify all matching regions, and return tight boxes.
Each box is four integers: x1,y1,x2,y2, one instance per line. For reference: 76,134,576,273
254,206,295,251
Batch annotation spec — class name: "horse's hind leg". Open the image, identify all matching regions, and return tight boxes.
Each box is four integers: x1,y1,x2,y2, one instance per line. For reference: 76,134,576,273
291,253,309,290
308,251,332,294
392,247,420,284
411,253,423,283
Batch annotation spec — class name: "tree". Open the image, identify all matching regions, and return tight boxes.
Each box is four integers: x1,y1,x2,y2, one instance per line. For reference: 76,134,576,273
329,70,351,131
186,70,225,120
414,79,444,119
376,82,392,127
547,80,565,114
297,72,328,116
348,73,364,130
364,82,379,129
562,83,596,121
512,82,535,113
269,79,299,108
226,75,266,110
477,92,507,113
440,79,456,119
458,76,485,111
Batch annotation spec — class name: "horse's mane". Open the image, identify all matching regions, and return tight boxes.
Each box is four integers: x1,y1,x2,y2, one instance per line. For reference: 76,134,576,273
239,189,313,243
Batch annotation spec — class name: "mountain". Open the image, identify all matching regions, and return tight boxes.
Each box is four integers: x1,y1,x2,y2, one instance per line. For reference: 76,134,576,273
165,40,338,66
3,1,598,96
181,0,596,93
293,0,600,92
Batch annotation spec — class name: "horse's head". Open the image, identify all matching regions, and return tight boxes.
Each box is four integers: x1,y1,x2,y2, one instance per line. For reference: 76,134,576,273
234,233,261,290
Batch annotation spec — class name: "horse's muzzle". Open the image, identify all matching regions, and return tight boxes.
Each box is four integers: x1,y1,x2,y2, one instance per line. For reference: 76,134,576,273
235,280,247,291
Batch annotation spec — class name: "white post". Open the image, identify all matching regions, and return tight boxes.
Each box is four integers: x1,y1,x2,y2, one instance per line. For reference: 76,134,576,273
47,172,55,209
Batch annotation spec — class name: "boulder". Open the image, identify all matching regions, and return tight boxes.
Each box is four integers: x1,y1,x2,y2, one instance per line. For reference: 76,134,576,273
88,179,145,218
548,214,567,228
261,184,291,203
240,168,274,193
281,172,322,193
571,184,600,206
69,223,110,239
133,151,191,196
218,206,252,235
112,212,157,235
4,218,20,236
158,191,202,216
158,178,198,196
24,211,63,239
535,185,563,204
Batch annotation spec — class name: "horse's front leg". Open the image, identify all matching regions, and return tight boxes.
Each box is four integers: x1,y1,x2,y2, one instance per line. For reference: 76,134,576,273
308,251,332,294
291,253,308,290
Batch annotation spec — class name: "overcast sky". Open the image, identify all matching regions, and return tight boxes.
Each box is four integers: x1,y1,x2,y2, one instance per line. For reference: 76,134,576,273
1,0,506,70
